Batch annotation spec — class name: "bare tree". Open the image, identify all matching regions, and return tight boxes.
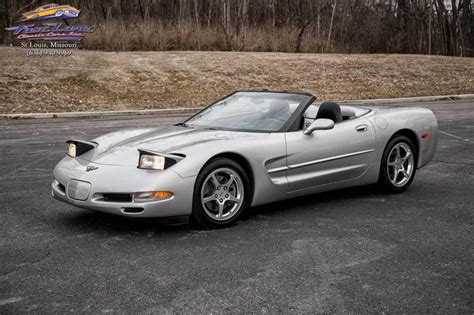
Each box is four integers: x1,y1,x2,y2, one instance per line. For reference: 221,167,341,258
0,0,472,56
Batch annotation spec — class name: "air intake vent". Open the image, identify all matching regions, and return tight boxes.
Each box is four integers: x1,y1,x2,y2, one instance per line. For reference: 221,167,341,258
121,207,144,214
57,183,66,193
102,193,132,202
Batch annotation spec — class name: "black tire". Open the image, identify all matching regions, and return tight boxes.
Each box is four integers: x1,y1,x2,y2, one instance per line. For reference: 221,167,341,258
190,157,251,229
378,135,417,193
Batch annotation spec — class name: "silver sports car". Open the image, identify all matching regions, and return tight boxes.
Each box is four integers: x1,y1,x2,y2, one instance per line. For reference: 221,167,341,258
52,91,438,228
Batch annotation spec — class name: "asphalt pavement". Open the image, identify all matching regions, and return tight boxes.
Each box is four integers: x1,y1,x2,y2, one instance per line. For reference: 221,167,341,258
0,99,473,313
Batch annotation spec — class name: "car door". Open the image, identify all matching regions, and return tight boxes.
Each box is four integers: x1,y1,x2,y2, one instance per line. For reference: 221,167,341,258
285,118,376,192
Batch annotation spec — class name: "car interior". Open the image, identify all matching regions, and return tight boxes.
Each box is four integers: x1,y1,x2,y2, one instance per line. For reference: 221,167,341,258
301,101,369,130
185,94,370,132
231,100,369,131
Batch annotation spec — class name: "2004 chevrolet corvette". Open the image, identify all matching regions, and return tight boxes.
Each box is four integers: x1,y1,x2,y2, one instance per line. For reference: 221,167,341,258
52,91,438,228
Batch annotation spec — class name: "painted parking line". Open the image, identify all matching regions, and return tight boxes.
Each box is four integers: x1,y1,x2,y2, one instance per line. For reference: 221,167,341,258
439,131,473,144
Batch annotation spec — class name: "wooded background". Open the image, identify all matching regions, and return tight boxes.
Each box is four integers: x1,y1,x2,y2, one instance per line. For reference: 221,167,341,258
1,0,473,56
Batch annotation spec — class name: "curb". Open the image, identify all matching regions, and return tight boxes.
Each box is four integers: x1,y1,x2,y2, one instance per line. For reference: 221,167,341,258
2,94,473,120
2,107,200,120
337,94,474,104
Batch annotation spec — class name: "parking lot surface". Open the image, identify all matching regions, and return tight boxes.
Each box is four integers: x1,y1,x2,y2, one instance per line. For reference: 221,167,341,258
1,99,473,313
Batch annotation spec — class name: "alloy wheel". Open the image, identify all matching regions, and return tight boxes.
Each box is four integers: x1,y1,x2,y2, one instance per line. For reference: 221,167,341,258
386,142,415,187
200,167,244,221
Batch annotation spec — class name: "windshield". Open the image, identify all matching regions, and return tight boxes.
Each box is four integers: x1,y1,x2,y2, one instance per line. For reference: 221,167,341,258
184,92,311,132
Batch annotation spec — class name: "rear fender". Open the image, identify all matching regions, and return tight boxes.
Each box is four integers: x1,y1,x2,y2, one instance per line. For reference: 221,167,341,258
369,107,438,168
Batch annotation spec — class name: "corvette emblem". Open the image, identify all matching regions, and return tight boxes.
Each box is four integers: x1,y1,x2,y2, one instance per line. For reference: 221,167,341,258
86,165,99,172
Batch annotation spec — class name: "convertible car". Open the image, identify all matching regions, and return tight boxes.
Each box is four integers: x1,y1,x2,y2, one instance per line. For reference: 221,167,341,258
52,91,438,228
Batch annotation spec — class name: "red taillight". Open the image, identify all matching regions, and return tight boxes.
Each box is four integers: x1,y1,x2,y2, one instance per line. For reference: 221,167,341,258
421,133,429,139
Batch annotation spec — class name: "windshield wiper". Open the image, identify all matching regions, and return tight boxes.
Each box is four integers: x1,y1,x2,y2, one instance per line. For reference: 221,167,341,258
175,122,191,128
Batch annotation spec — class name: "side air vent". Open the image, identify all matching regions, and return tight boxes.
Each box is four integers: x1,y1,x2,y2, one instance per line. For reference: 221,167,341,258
169,153,186,158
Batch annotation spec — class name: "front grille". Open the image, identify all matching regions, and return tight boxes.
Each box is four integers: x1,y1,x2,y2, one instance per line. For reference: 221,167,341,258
101,193,132,202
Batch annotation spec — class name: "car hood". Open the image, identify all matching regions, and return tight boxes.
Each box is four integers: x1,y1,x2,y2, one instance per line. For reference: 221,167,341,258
78,126,266,166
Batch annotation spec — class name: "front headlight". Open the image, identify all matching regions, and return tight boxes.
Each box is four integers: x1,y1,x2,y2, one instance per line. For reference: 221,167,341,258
66,139,97,158
138,154,166,170
137,149,184,170
67,143,76,158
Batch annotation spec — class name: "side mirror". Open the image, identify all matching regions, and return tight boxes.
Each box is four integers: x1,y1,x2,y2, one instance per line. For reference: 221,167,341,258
303,118,335,135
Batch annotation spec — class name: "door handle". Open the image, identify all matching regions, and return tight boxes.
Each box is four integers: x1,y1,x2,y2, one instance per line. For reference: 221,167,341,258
356,124,368,132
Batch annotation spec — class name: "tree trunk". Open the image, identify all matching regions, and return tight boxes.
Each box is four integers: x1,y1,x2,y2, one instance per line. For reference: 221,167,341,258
207,0,213,27
459,0,472,57
240,0,248,50
2,0,10,44
316,0,321,40
138,0,144,19
450,0,458,56
194,0,199,27
223,0,232,50
271,0,277,27
428,0,432,54
179,0,186,30
326,0,337,52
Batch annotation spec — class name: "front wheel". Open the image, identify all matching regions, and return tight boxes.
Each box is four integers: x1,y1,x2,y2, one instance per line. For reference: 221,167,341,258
378,135,417,193
191,158,250,229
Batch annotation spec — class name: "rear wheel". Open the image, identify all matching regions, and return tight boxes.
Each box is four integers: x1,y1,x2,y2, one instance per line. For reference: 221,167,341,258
378,135,417,193
191,158,250,229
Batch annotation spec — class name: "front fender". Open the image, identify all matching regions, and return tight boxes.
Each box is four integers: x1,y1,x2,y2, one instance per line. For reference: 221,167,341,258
170,133,290,207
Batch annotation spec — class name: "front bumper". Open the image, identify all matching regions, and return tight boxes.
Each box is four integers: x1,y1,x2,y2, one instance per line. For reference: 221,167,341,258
52,157,196,218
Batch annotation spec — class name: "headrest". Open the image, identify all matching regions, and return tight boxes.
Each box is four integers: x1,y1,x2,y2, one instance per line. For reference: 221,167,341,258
316,101,342,123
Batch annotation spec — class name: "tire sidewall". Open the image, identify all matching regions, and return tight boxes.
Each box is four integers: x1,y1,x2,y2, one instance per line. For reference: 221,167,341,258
379,135,417,193
191,158,251,229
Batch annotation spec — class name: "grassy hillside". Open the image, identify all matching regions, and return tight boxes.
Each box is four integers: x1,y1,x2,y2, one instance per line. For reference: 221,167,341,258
0,47,473,114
